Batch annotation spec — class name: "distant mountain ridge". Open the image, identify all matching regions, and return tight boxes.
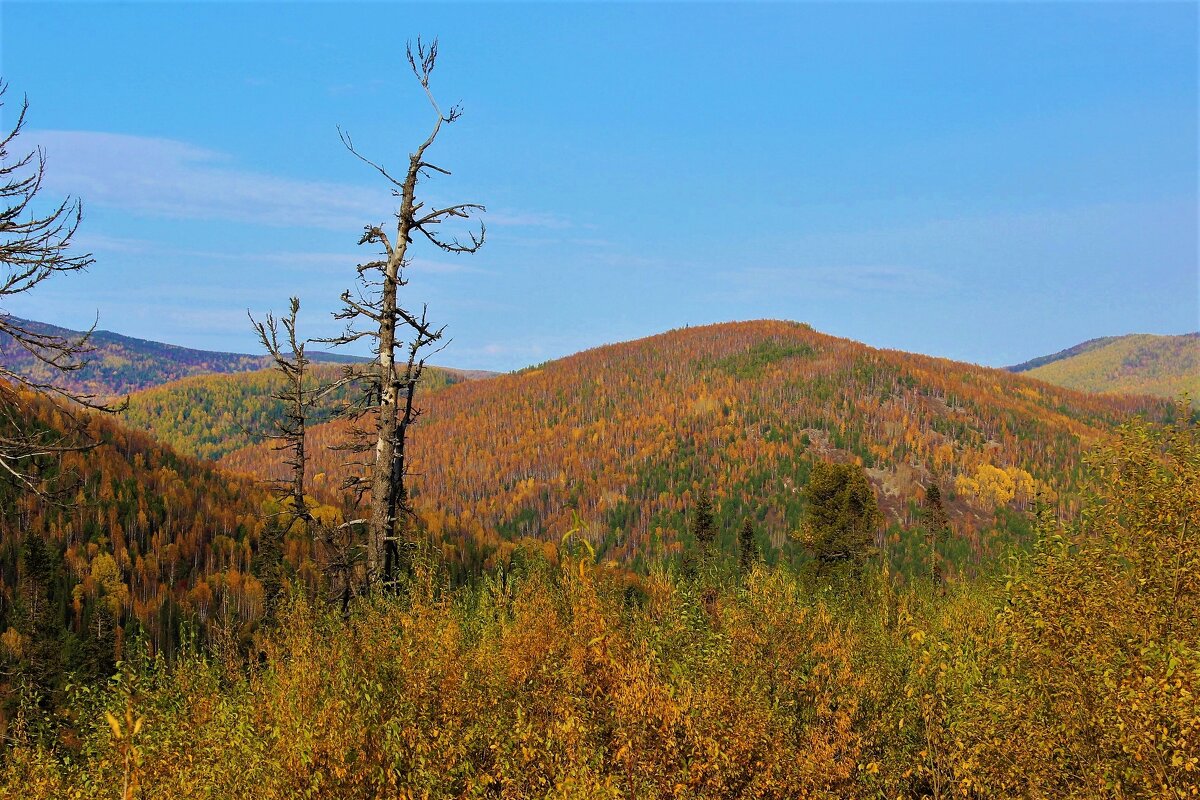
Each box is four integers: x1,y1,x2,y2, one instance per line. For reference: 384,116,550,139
1006,336,1124,373
0,315,490,398
121,362,465,461
1007,332,1199,402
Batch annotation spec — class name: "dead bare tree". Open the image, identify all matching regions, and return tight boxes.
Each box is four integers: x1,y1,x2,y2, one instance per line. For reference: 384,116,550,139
250,297,317,526
250,297,364,614
322,38,484,590
0,80,117,496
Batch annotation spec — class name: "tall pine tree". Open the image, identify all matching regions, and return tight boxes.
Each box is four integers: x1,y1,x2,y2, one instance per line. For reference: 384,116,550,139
799,461,883,572
924,483,951,584
738,517,760,573
691,486,717,551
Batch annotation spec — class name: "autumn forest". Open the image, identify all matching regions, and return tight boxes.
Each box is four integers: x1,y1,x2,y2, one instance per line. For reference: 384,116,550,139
1,19,1198,800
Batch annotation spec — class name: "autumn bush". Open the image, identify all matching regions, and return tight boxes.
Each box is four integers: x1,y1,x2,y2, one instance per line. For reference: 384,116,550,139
2,412,1196,799
960,411,1200,798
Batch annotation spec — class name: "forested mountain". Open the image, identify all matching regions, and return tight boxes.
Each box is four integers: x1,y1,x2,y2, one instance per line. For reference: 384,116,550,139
0,319,1176,748
221,320,1169,575
0,358,476,707
0,315,267,397
0,311,492,400
120,363,465,461
1008,332,1199,402
9,400,1198,798
0,315,371,399
0,388,287,703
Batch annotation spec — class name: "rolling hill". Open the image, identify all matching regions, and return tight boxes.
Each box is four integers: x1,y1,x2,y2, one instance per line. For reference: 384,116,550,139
1008,332,1199,402
120,363,466,461
0,315,493,401
0,319,1175,720
219,320,1169,575
0,315,271,397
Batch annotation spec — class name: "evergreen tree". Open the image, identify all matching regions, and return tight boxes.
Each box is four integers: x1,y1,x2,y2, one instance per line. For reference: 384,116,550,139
924,483,951,584
75,604,117,683
16,531,64,702
738,517,760,572
254,519,288,625
691,486,717,550
799,461,883,571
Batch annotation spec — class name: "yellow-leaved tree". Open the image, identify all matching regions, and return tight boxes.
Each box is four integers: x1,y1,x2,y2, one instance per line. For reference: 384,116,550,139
973,404,1200,797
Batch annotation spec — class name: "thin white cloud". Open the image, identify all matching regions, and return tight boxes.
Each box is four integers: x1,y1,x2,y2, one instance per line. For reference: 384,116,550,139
33,130,387,230
31,129,570,233
454,336,573,367
407,257,488,275
72,232,159,255
486,210,573,230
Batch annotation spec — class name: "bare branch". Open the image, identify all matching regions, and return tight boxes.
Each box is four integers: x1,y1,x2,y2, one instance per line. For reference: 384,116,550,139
338,127,404,190
326,40,485,590
0,81,120,496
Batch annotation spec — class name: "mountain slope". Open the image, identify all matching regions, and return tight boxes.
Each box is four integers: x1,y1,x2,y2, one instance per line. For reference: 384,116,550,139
1008,333,1199,402
0,315,269,397
120,363,466,461
0,388,290,666
0,315,493,399
221,320,1168,574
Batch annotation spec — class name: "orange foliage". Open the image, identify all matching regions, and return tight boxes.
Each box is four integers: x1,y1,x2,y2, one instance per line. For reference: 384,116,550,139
222,321,1165,567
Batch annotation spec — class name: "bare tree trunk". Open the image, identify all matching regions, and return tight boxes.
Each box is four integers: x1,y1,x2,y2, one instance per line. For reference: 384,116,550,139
367,224,406,584
324,39,484,591
250,297,350,614
250,297,316,524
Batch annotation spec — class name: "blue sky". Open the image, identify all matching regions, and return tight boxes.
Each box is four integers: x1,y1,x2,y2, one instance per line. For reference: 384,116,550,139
2,2,1196,371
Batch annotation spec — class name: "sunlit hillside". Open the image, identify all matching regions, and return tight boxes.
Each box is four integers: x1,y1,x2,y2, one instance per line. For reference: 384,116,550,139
120,363,465,461
7,412,1196,799
221,320,1168,574
1010,332,1199,402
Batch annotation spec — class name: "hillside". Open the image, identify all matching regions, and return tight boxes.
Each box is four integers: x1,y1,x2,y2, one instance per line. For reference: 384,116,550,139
0,315,373,398
221,320,1168,575
1008,332,1199,402
0,388,299,678
0,315,267,397
0,315,495,402
120,363,466,461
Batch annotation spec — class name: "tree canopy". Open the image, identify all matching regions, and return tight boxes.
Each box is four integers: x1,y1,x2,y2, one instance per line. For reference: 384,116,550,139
799,461,882,570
